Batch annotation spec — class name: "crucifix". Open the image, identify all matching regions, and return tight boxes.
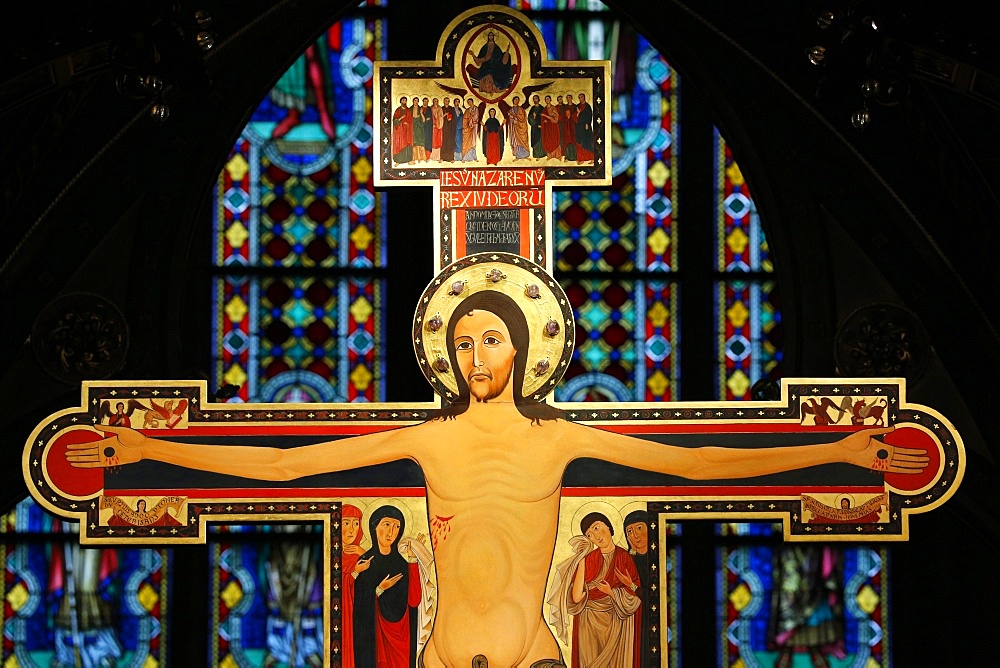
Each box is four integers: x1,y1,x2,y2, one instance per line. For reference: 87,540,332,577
24,6,965,668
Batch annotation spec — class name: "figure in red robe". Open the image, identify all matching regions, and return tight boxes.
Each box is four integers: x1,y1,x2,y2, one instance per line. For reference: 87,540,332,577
99,398,145,427
353,505,421,667
482,108,505,165
110,401,131,426
541,95,563,159
341,504,365,667
568,512,642,667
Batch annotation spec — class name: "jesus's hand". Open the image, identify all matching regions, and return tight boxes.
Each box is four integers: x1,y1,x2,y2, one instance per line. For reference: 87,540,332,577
66,425,147,468
836,426,929,473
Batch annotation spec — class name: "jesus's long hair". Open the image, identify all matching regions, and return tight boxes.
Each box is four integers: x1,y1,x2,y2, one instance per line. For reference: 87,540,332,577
431,290,563,424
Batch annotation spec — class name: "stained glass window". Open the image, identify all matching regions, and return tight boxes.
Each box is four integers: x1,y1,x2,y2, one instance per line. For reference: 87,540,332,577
524,7,776,404
718,523,890,667
0,498,171,666
205,7,389,664
715,132,782,400
211,15,387,404
522,16,681,403
210,531,326,666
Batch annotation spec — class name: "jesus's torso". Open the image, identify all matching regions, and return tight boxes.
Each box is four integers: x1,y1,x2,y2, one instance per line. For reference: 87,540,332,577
410,411,573,667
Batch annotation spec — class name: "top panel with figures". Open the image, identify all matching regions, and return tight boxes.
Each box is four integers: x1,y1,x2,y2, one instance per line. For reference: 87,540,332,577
374,5,611,186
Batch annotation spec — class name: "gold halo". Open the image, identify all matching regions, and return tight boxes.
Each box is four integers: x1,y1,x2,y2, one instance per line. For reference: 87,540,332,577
835,493,857,510
413,253,574,402
364,497,417,536
618,500,649,525
571,500,627,540
340,498,371,513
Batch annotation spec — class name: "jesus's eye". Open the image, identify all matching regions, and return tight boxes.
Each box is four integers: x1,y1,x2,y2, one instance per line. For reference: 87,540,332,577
484,336,501,346
456,340,473,351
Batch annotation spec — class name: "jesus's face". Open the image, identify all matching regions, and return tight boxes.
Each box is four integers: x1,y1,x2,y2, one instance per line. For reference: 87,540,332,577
454,309,517,403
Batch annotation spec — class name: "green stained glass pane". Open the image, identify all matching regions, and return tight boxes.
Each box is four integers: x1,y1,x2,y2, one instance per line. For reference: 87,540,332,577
285,300,312,325
580,341,611,368
286,218,312,244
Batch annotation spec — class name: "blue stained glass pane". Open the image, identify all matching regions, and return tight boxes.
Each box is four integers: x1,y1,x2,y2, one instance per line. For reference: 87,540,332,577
718,539,890,667
1,500,170,665
210,539,325,665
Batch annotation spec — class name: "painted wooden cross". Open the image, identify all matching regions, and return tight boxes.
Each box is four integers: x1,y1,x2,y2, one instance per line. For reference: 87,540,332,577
24,6,964,668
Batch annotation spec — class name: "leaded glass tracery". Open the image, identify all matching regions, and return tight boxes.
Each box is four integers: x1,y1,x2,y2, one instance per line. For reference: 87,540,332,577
210,533,326,667
212,16,387,404
714,132,782,400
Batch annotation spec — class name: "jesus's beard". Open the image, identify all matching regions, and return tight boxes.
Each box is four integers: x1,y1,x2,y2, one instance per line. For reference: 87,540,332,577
468,364,514,402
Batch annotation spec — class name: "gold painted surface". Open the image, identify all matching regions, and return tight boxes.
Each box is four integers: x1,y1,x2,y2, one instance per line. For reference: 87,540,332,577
373,6,612,184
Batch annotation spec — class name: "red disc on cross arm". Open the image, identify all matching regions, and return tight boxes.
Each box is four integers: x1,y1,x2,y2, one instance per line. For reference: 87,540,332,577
881,426,940,492
44,429,105,498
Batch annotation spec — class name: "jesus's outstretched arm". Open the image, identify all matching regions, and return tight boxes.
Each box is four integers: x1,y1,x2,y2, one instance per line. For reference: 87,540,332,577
560,422,927,479
65,422,428,481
